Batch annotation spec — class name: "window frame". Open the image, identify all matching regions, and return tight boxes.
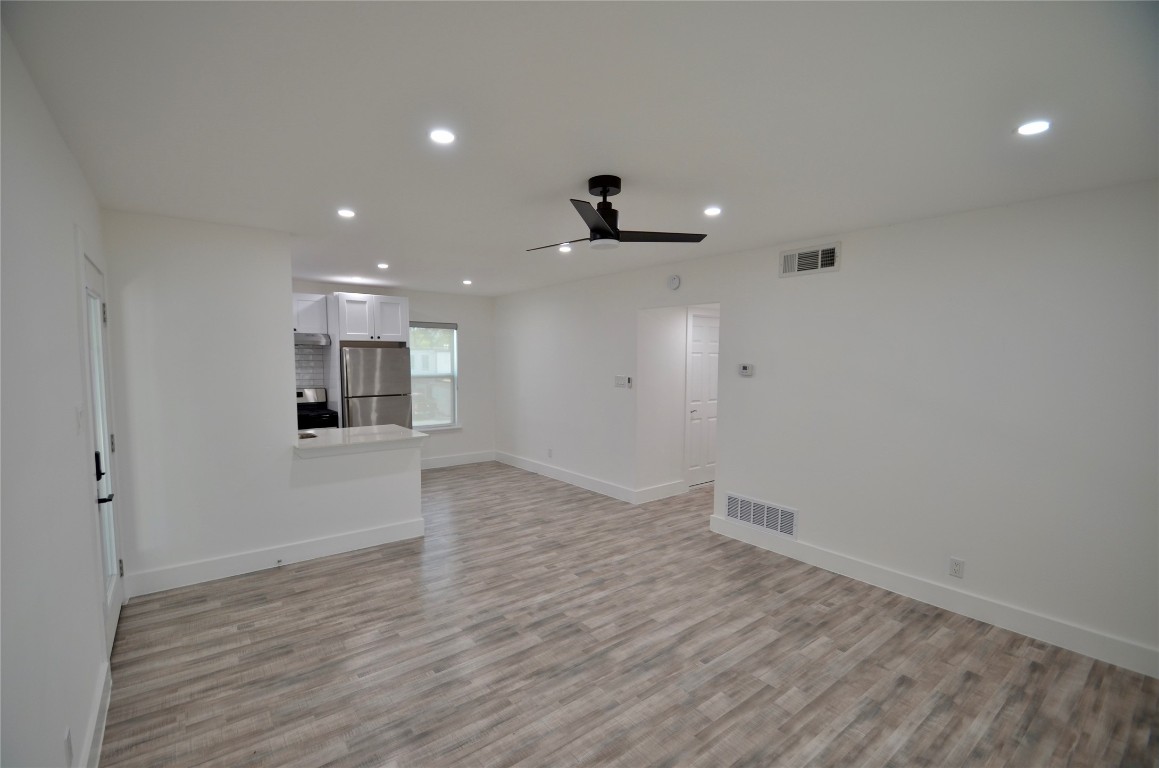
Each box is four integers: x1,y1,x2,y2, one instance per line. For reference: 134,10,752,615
409,321,459,430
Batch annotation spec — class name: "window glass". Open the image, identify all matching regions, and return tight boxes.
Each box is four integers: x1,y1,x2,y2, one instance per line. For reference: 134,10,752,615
410,323,457,427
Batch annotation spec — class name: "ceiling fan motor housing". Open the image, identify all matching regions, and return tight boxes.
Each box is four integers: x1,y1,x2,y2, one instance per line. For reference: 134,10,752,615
589,176,622,238
595,201,619,233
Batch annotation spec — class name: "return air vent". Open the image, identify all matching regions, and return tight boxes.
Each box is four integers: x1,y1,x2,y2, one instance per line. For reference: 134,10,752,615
780,242,840,277
725,494,797,538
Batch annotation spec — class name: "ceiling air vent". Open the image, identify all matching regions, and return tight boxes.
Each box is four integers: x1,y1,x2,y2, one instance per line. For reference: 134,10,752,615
780,242,840,277
725,494,797,539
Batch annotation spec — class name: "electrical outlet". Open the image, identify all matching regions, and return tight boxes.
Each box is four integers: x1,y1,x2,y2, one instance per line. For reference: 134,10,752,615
949,558,966,579
64,728,73,766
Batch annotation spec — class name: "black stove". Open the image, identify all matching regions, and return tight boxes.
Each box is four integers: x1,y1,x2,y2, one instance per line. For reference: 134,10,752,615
297,388,339,430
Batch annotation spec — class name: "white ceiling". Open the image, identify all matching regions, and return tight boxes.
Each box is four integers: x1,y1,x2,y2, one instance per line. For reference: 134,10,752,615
4,2,1156,296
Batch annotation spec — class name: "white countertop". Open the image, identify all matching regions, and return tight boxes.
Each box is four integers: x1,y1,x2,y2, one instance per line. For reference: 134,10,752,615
294,424,429,459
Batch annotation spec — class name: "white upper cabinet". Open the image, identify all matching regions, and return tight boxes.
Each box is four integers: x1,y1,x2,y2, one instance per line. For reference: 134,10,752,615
370,295,407,341
335,293,373,341
333,293,409,342
293,293,328,334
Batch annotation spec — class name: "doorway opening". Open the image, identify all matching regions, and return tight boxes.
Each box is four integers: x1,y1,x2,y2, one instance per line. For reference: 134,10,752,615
634,302,721,500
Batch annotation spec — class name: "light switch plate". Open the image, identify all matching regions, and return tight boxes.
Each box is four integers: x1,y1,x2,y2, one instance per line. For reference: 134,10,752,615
739,363,754,377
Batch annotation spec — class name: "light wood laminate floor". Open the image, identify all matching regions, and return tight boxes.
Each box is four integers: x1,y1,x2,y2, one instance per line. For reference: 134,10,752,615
102,462,1157,767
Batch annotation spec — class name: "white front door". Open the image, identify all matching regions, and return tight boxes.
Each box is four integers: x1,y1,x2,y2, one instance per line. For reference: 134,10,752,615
83,254,124,654
685,308,720,486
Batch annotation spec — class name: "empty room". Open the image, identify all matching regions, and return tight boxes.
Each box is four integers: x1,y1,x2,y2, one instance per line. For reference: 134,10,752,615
2,2,1156,766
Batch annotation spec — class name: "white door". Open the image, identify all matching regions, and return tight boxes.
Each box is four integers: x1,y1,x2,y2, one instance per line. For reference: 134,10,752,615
685,308,720,486
83,255,124,654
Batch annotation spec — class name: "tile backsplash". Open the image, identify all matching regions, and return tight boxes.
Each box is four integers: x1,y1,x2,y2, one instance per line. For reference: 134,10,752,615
295,346,327,389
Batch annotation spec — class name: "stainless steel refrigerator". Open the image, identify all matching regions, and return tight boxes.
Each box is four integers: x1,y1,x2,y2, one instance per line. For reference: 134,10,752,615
340,344,412,428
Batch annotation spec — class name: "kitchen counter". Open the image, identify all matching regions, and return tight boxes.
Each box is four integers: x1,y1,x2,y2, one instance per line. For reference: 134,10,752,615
294,424,429,459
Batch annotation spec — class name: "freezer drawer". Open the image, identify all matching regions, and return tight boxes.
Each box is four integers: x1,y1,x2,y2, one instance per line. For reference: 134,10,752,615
344,394,412,428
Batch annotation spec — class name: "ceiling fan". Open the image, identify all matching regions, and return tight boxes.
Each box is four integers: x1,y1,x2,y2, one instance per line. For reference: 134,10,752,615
527,175,707,252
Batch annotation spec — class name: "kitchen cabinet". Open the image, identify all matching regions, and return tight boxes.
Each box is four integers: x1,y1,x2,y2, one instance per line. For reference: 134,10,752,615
293,293,328,334
333,292,409,342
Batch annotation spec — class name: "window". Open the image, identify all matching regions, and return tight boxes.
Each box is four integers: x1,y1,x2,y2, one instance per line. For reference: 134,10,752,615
410,322,458,428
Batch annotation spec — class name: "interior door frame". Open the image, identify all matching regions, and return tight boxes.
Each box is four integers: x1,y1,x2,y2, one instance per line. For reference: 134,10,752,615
76,224,125,655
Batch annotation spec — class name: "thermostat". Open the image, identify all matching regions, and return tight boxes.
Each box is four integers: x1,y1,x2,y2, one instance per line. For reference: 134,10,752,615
738,363,754,377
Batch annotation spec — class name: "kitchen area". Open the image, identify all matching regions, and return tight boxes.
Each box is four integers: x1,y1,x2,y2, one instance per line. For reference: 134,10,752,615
291,291,428,526
293,291,414,434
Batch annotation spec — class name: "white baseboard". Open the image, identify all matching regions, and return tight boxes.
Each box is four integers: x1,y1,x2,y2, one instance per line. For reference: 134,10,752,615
421,450,496,470
81,661,111,768
496,452,636,503
124,518,425,598
495,453,691,506
631,480,689,505
710,515,1159,678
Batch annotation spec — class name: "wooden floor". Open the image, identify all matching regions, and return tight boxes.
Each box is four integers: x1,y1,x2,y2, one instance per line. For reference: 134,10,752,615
102,462,1157,768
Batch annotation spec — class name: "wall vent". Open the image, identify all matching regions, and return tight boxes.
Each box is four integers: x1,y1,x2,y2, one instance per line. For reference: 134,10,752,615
780,242,840,277
725,494,797,538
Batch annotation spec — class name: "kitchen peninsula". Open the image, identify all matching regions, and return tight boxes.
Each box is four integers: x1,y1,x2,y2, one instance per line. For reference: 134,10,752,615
289,425,429,559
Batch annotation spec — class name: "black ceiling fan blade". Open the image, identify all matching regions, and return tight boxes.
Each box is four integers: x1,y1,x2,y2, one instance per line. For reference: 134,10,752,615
526,237,590,252
570,199,617,239
618,231,707,243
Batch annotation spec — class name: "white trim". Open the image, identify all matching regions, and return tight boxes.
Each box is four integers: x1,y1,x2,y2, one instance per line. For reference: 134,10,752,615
124,518,425,597
80,661,111,768
421,450,496,470
710,514,1159,678
496,453,635,503
631,480,689,505
496,454,690,506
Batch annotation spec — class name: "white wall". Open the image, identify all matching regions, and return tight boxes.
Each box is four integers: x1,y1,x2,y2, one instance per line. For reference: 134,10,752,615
635,306,690,497
494,182,1159,675
495,279,644,498
1,28,112,767
293,280,497,468
104,213,424,596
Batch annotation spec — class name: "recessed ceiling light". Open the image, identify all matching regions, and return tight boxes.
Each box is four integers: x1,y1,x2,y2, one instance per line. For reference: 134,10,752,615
462,279,472,285
430,129,455,144
704,206,722,216
377,263,389,269
337,208,356,218
1017,120,1050,136
559,243,572,253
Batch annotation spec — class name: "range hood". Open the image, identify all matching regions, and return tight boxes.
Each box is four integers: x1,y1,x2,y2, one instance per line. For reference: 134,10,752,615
294,332,332,347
